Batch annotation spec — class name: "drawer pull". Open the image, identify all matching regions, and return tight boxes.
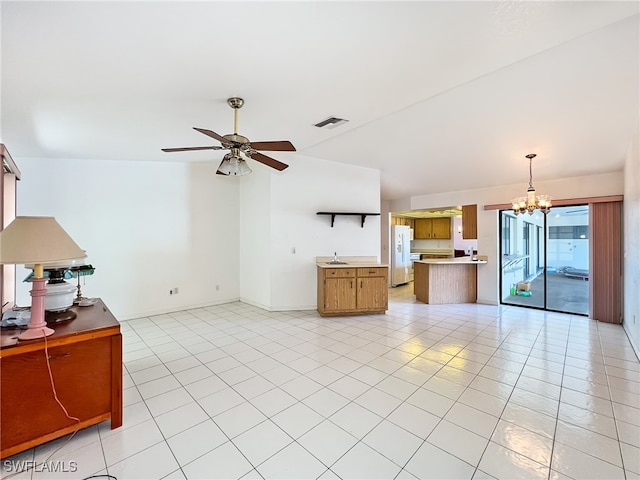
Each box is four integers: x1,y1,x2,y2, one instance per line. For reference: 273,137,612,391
48,353,71,361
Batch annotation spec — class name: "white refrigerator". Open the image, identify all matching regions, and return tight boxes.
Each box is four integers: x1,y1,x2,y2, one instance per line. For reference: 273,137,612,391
391,225,411,286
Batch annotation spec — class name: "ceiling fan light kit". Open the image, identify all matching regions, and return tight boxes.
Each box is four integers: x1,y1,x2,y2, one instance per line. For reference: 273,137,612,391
511,153,552,215
218,152,252,176
162,97,296,175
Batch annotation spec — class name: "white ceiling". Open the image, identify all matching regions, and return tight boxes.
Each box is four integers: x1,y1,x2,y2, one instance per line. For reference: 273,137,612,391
2,1,638,200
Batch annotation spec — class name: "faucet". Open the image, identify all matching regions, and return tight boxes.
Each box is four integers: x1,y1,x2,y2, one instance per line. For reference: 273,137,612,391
333,252,338,262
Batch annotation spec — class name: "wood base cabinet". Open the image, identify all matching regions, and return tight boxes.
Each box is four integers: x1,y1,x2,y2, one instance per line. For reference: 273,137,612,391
414,262,477,304
318,266,388,316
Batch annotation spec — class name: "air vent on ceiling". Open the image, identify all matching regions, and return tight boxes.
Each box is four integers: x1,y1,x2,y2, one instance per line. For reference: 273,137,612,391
314,116,349,129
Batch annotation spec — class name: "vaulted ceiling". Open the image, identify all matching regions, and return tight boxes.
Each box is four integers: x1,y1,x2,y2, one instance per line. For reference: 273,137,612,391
2,1,638,200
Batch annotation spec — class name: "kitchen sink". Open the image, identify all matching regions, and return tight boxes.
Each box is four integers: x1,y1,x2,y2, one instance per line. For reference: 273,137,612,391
326,261,348,265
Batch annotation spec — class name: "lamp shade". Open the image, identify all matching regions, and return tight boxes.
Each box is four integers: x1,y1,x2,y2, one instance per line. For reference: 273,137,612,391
0,216,86,265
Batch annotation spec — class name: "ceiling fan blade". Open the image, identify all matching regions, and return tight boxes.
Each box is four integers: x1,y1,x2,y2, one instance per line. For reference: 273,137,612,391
249,140,296,152
161,146,222,152
250,152,289,171
193,127,229,145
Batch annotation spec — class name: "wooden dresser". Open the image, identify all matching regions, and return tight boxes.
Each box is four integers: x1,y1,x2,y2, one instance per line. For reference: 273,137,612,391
0,299,122,458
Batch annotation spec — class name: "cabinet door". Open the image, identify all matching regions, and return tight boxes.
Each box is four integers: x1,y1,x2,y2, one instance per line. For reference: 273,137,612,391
324,278,356,312
0,337,112,452
414,218,431,239
461,204,477,239
431,217,451,239
357,277,388,310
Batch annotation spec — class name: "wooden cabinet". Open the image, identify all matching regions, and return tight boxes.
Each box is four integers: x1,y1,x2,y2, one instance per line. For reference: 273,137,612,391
323,270,357,312
461,204,478,239
391,217,414,228
318,266,388,316
1,144,20,314
414,261,477,304
414,217,451,239
0,299,122,458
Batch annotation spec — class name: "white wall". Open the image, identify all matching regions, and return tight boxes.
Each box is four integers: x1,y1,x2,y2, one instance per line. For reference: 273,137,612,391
452,216,477,253
239,166,272,309
240,155,381,311
623,136,640,357
389,171,624,305
15,157,240,319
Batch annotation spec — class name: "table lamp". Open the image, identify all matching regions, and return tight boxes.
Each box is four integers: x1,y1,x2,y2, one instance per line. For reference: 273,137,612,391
0,216,86,340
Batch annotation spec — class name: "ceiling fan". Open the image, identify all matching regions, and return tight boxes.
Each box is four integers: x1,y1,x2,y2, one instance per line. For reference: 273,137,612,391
162,97,296,175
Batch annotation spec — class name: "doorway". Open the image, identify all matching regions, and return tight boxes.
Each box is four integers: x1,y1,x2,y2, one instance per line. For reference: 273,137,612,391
500,205,589,315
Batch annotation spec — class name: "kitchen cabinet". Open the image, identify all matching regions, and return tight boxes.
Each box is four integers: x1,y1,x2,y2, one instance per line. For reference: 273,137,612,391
317,266,388,316
414,260,478,304
414,217,451,239
391,217,414,228
461,204,478,239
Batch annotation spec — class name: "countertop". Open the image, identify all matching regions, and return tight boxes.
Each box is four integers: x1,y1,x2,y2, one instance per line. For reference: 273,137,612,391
317,262,389,269
415,256,487,265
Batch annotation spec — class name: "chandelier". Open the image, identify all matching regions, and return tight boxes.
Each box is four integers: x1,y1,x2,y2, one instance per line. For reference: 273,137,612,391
512,154,552,215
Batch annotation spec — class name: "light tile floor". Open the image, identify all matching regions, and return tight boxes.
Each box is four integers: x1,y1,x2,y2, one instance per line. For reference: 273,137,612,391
2,284,640,480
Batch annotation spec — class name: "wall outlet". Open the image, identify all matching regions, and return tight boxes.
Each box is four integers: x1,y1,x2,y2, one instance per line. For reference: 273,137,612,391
169,287,179,295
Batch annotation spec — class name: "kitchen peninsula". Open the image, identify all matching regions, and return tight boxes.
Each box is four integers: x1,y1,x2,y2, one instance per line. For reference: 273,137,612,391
317,256,388,316
414,256,486,304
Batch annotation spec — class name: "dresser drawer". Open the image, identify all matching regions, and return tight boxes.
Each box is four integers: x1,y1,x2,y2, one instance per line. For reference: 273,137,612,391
357,267,387,277
324,268,356,278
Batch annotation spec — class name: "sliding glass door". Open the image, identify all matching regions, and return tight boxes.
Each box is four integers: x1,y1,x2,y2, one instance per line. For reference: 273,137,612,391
500,205,589,315
500,211,545,309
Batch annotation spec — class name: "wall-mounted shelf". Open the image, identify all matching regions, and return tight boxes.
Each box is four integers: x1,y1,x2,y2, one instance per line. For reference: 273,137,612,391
316,212,381,228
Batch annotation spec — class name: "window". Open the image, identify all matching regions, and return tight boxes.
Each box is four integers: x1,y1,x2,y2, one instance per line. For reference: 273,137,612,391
502,215,515,254
548,225,589,239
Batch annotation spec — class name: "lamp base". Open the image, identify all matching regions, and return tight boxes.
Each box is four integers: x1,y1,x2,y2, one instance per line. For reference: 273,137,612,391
18,277,55,341
18,325,55,340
